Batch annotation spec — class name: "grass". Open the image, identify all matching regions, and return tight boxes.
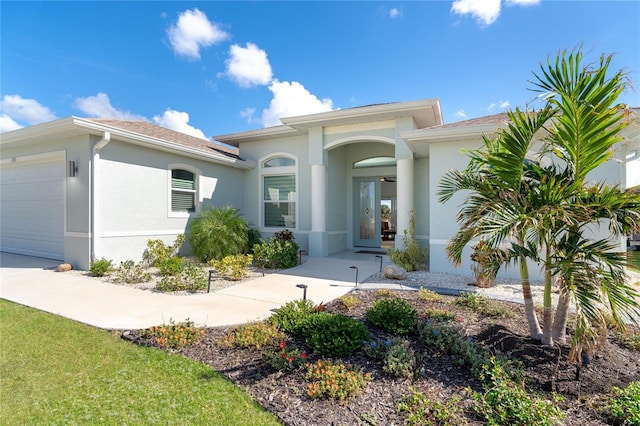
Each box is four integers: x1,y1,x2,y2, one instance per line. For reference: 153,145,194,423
0,299,282,425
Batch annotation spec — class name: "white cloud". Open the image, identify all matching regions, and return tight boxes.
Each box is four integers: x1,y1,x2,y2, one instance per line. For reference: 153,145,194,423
74,92,145,120
488,100,510,112
389,8,402,18
240,107,258,124
225,43,273,88
153,109,207,139
0,114,23,132
0,94,57,127
167,8,229,60
451,0,540,26
455,110,468,120
261,80,334,127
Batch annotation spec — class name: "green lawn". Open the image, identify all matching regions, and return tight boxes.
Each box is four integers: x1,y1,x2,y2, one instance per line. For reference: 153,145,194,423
0,299,282,425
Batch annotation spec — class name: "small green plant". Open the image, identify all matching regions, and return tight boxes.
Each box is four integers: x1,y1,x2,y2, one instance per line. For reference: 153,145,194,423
270,299,317,335
376,288,395,299
305,359,371,402
362,338,394,360
209,254,253,280
605,381,640,425
302,313,369,357
366,297,417,335
112,260,152,284
398,387,466,426
423,307,458,322
470,358,565,425
382,339,416,378
247,227,264,253
221,321,285,349
139,319,204,350
264,341,308,372
455,292,513,318
387,209,427,271
253,238,299,269
417,287,443,301
142,234,185,267
158,255,186,276
156,263,207,292
89,258,113,277
189,206,249,261
338,294,361,311
615,326,640,351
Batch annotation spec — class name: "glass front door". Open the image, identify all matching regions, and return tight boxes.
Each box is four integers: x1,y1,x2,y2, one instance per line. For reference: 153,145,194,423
353,177,381,248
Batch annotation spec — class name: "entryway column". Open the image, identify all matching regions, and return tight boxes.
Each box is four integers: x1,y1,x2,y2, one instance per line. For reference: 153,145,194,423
308,127,328,256
396,157,414,248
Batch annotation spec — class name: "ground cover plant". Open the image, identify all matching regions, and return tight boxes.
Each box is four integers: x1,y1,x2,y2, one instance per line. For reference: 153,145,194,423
0,300,281,425
133,288,640,425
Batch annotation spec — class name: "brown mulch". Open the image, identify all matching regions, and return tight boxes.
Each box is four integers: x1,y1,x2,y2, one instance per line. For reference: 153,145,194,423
125,289,640,425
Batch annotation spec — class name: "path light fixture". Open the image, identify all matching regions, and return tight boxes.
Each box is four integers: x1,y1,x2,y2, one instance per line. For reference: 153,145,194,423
296,283,308,300
208,269,216,293
349,266,359,286
375,255,383,273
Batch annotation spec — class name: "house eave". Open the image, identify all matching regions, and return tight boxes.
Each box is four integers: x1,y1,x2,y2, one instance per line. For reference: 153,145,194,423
214,125,303,146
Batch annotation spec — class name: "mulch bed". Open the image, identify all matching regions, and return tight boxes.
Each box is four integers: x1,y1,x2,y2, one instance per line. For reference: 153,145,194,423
123,289,640,425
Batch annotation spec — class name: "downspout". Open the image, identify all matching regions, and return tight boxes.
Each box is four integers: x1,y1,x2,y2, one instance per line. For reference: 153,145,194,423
91,132,111,263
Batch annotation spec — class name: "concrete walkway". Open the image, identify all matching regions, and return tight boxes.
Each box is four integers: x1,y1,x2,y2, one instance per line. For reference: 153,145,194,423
0,251,385,330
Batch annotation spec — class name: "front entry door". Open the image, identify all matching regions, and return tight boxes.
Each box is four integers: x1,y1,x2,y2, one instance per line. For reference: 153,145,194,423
354,177,381,248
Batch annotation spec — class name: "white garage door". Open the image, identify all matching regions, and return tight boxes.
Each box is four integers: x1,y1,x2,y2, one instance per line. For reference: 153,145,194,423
1,152,65,260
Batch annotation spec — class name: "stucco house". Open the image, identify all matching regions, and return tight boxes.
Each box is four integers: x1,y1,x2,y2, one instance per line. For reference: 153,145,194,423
1,99,639,278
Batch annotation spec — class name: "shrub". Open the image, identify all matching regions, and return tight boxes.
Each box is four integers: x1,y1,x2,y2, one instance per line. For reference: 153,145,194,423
306,360,371,402
271,299,317,335
382,339,416,378
220,321,285,349
273,229,294,241
398,387,465,426
302,313,369,357
264,341,308,372
156,263,207,292
189,206,249,261
455,292,514,318
362,338,393,360
253,238,299,269
387,209,427,271
366,298,417,335
157,255,186,276
89,258,113,277
112,260,152,284
605,381,640,425
423,307,457,322
376,288,395,299
338,294,361,311
470,358,565,426
142,235,185,267
139,319,204,350
209,254,253,281
247,227,264,253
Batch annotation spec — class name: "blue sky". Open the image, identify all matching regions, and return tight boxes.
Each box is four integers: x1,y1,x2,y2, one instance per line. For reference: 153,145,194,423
2,1,639,181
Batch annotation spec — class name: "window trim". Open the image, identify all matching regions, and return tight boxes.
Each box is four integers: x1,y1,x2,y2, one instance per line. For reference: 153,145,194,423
259,153,298,231
168,164,201,218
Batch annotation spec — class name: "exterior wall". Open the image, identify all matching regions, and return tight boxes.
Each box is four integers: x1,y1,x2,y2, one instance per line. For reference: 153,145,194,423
327,146,348,253
413,157,430,250
95,139,245,267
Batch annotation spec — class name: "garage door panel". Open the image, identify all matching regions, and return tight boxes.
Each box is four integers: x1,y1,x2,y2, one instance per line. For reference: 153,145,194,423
1,158,65,260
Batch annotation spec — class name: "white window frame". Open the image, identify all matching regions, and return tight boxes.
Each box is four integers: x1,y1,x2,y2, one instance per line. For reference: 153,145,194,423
259,153,298,231
168,164,201,218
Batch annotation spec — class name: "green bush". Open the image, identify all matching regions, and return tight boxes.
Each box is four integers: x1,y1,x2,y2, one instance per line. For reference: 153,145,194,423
387,209,427,272
605,381,640,425
398,387,465,426
158,256,186,276
156,263,207,292
382,339,416,378
189,206,249,261
112,260,151,284
221,321,285,349
142,234,185,267
264,341,308,371
302,313,369,357
253,238,299,269
271,299,317,335
89,258,113,277
366,297,417,335
247,228,264,253
209,254,253,281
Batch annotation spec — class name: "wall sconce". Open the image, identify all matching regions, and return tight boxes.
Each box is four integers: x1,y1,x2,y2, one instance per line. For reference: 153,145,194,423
68,160,78,177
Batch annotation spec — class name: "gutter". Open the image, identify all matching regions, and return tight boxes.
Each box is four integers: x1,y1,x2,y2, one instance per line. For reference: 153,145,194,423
91,131,111,263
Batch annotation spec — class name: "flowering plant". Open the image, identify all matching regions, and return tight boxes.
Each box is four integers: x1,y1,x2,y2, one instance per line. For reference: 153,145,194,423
305,359,371,401
140,319,204,350
470,240,502,288
265,341,308,371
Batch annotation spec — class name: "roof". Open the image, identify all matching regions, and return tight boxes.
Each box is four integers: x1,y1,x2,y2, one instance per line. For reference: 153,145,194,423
86,118,241,160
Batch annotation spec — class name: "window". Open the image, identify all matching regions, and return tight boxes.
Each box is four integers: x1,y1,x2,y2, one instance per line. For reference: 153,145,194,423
261,155,297,229
171,168,196,213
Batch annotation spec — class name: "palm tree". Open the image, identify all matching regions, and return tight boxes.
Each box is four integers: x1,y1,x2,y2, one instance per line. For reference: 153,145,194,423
439,48,640,351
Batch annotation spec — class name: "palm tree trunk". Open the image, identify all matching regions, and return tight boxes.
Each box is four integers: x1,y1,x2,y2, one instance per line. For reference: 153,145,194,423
552,289,570,345
542,246,554,346
520,256,543,340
